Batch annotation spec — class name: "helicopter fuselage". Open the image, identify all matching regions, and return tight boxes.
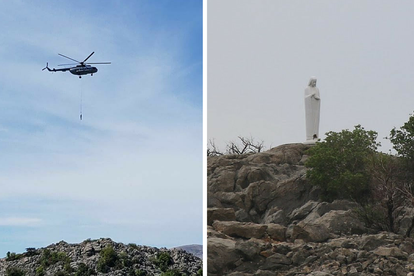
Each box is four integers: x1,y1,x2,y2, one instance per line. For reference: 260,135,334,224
70,65,98,76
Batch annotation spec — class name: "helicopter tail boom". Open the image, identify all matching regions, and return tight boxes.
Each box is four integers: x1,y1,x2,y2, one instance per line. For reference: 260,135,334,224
42,63,70,72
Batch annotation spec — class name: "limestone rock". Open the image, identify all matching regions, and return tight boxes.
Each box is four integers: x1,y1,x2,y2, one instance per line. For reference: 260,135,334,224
208,237,239,275
235,238,269,261
292,223,330,242
373,246,407,259
313,210,366,235
212,221,267,239
266,223,286,241
260,253,291,270
289,200,319,221
262,207,287,225
208,143,318,223
207,207,236,225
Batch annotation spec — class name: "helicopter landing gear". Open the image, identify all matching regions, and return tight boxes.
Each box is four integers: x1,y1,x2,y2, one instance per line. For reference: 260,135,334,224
91,73,93,76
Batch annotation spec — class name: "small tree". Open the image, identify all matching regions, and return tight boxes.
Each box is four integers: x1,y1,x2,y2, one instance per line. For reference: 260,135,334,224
357,153,408,233
74,263,95,276
207,139,223,156
388,113,414,236
226,136,264,155
389,113,414,185
208,136,265,156
306,125,380,202
390,112,414,161
153,252,172,272
25,248,37,256
160,269,183,276
6,267,25,276
97,246,119,273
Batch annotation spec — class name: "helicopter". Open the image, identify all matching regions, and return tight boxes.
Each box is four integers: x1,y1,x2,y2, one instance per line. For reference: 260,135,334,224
42,52,111,78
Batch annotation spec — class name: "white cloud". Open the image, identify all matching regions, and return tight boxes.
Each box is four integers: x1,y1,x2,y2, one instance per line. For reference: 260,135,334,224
0,217,42,227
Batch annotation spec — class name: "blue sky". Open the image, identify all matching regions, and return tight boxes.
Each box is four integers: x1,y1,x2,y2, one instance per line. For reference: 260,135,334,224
0,0,202,256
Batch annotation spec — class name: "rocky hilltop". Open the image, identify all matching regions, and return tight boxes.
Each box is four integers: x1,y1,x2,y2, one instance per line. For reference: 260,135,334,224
207,143,414,276
0,238,202,276
173,245,202,259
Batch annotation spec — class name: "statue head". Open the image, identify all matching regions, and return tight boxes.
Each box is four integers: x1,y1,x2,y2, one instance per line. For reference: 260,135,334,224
308,77,317,87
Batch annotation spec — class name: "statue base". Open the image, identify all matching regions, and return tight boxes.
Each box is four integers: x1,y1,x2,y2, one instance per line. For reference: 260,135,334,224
303,139,318,145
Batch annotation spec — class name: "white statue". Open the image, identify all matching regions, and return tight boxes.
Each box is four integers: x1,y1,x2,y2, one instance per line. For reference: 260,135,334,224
304,77,320,143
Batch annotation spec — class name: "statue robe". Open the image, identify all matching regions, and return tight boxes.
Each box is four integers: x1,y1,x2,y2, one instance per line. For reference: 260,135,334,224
304,85,320,141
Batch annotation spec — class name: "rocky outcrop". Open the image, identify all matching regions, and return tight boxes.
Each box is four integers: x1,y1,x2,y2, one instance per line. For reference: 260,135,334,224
207,143,414,275
0,238,202,276
208,143,319,224
208,228,414,276
173,244,203,259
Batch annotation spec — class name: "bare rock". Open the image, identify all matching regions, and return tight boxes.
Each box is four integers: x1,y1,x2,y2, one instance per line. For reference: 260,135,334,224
291,223,330,242
246,143,308,165
207,207,236,225
235,238,269,261
313,210,366,235
235,209,250,222
208,144,318,223
373,246,407,259
262,207,287,225
266,223,287,241
208,237,239,275
359,233,391,251
212,221,267,239
289,200,319,221
260,253,291,270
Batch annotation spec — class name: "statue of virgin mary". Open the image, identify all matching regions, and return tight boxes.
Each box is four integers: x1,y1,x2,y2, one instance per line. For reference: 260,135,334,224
304,77,320,143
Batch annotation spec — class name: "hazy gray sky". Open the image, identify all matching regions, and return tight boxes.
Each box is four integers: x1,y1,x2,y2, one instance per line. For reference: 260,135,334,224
0,1,202,256
208,0,414,153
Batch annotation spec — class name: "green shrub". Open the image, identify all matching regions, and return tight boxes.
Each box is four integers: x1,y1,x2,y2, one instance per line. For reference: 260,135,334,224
63,262,74,273
119,252,133,268
160,269,182,276
39,249,70,268
390,112,414,161
126,269,146,276
5,267,25,276
197,268,203,275
134,269,147,276
6,252,24,261
306,125,379,202
35,265,45,276
153,252,172,272
97,246,119,273
128,243,139,250
54,272,70,276
74,263,95,276
25,248,37,257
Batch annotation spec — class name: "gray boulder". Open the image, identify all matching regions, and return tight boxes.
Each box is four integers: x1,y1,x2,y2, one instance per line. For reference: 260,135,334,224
212,221,267,239
207,207,236,225
208,237,239,275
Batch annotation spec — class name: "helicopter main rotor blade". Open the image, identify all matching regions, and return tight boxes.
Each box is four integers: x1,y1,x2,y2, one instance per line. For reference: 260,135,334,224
83,52,95,63
86,62,111,64
58,53,81,63
58,63,78,66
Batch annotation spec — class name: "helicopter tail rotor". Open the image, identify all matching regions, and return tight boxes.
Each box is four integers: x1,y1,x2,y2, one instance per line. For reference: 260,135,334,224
42,62,51,71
